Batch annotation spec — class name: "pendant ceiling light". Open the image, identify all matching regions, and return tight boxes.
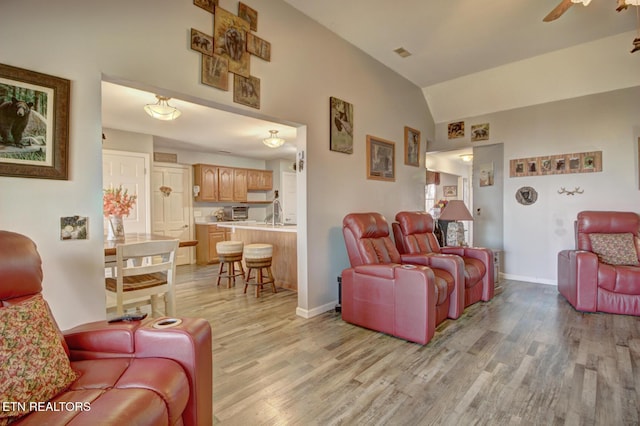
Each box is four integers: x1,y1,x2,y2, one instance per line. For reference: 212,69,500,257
263,130,285,148
144,95,182,121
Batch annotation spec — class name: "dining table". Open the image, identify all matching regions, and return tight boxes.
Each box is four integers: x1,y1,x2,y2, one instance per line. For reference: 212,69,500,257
104,233,198,257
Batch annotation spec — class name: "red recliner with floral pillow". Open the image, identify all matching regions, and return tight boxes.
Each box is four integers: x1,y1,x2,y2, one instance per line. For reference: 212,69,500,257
0,231,212,425
393,211,494,308
557,211,640,316
341,213,464,345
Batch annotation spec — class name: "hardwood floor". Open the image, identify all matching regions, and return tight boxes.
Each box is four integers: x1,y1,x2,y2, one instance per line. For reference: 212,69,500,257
174,265,640,425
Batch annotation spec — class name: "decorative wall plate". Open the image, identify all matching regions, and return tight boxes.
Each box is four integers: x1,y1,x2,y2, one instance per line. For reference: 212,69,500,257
516,186,538,205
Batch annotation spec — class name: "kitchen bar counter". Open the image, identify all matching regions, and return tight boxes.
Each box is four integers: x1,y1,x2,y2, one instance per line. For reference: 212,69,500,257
217,221,297,291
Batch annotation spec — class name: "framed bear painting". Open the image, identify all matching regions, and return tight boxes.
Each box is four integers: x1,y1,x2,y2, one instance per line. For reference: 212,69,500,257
0,63,69,180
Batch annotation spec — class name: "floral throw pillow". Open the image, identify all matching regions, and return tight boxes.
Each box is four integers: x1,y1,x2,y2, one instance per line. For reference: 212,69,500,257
589,233,640,266
0,294,78,424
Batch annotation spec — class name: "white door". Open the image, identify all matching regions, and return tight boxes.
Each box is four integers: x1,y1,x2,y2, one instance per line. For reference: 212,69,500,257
281,171,297,225
102,150,150,234
152,163,193,265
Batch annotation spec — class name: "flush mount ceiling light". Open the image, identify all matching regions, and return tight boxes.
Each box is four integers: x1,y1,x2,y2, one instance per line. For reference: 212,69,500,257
263,130,285,148
460,154,473,162
144,95,182,121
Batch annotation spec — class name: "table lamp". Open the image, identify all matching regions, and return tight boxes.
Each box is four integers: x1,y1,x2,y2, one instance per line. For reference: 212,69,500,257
438,200,473,246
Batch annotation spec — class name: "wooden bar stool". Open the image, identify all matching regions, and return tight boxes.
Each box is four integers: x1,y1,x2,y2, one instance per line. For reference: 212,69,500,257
243,243,277,297
216,241,245,288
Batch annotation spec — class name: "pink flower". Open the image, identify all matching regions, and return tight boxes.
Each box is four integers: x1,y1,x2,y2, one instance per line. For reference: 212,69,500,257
103,186,137,217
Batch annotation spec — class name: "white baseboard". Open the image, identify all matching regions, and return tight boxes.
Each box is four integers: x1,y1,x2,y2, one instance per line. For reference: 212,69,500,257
502,273,556,286
296,300,338,318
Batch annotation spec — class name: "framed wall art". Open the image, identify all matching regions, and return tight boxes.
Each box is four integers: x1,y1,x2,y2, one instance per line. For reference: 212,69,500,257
238,2,258,32
330,96,353,154
193,0,217,14
0,63,69,180
214,7,250,77
443,185,457,197
246,33,271,62
448,121,464,139
201,54,229,91
471,123,489,142
404,126,420,167
509,150,602,177
366,135,395,182
233,74,260,109
190,28,214,56
479,162,494,187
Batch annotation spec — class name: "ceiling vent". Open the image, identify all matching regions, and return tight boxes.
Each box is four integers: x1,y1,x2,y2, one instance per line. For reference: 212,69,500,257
393,47,412,58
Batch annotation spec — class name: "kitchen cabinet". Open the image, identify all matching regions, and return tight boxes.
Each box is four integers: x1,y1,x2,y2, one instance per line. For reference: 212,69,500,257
196,224,230,264
233,168,248,201
193,164,270,202
247,169,273,191
193,164,218,202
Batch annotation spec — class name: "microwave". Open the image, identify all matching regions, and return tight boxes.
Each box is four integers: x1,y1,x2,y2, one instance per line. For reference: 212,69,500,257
222,206,249,221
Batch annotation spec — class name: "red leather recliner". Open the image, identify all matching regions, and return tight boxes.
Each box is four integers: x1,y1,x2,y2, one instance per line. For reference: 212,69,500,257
558,211,640,315
393,211,494,308
341,213,463,345
0,231,212,425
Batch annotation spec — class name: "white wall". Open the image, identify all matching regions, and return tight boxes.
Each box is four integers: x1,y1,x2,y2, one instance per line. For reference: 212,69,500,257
435,86,640,284
0,0,433,328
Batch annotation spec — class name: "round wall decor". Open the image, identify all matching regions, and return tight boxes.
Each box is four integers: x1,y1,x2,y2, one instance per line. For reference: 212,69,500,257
516,186,538,205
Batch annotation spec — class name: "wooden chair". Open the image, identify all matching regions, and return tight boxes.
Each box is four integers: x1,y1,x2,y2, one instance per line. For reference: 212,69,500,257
105,239,179,317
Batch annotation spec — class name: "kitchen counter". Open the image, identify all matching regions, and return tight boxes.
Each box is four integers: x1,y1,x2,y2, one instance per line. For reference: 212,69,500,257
218,222,297,291
216,222,297,233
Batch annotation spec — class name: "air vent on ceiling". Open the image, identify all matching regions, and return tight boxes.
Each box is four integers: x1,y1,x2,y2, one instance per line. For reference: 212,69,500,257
393,47,412,58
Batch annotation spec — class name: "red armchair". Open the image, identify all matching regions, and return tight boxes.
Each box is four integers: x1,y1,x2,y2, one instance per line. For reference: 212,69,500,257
558,211,640,316
341,213,462,345
0,231,212,425
393,211,494,308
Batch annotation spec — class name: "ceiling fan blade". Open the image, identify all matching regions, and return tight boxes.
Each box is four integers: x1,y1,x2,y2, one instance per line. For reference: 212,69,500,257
543,0,575,22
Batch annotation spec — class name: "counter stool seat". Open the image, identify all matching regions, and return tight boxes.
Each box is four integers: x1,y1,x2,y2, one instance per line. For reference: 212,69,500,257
243,243,276,297
216,241,245,288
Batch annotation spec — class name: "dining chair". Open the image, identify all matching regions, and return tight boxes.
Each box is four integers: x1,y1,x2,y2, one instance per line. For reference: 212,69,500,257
105,239,179,317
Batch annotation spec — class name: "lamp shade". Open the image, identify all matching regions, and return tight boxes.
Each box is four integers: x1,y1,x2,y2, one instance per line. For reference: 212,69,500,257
263,130,285,148
144,95,181,121
439,200,473,221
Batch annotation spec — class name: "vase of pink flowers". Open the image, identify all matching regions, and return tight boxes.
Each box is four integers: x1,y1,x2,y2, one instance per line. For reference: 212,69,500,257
103,186,137,241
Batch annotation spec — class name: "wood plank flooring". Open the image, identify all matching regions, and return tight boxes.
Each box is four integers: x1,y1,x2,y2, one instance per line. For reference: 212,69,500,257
173,265,640,425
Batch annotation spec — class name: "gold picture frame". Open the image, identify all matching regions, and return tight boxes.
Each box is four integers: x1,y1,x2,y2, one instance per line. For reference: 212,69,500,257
201,54,229,91
214,7,250,77
233,74,260,109
404,126,420,167
366,135,395,182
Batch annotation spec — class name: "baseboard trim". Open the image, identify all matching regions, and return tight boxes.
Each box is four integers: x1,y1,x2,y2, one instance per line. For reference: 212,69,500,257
296,300,338,318
502,273,556,286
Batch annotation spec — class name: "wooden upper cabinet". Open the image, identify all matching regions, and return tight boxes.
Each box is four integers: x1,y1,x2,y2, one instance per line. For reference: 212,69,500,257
218,167,234,201
233,168,248,202
194,164,272,202
247,169,273,191
193,164,218,201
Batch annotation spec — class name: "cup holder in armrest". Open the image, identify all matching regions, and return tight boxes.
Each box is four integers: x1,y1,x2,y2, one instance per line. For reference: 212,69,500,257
152,318,183,329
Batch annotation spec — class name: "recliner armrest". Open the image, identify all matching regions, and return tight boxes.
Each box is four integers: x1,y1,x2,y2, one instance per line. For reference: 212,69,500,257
64,319,146,357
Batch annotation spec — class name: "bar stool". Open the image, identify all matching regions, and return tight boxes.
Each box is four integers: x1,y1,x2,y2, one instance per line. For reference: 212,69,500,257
216,241,245,288
243,243,277,297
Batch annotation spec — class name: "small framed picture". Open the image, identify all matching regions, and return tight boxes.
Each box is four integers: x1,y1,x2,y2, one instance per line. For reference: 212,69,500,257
404,126,420,167
246,33,271,62
509,159,527,177
238,2,258,32
443,185,458,197
568,154,581,172
201,54,229,91
471,123,489,142
330,97,353,154
193,0,217,14
190,28,214,56
233,74,260,109
553,155,567,173
366,135,395,182
60,216,88,240
448,121,464,139
527,157,539,175
540,157,553,174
